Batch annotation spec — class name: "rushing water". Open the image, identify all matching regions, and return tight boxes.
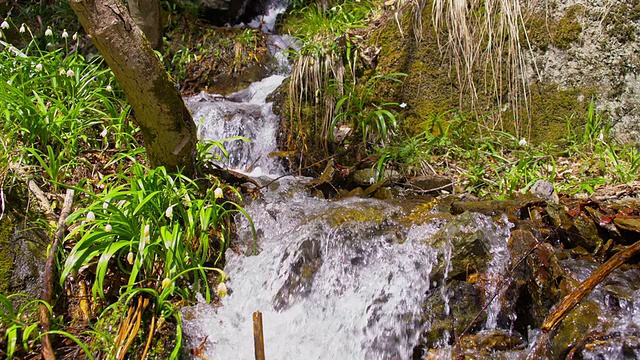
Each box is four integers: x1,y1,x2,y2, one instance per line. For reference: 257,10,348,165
180,4,640,359
180,59,518,357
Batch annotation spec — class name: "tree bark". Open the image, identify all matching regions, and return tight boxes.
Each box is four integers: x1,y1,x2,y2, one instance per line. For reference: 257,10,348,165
69,0,197,175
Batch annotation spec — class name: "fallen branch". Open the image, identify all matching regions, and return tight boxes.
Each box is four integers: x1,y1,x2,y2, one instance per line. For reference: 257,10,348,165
11,164,56,223
39,188,75,360
541,239,640,333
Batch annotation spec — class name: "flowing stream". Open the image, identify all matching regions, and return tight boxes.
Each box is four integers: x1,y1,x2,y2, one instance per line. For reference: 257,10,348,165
180,5,640,359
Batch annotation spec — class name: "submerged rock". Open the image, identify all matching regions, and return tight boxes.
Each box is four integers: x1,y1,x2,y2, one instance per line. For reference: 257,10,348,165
421,280,485,348
427,212,510,281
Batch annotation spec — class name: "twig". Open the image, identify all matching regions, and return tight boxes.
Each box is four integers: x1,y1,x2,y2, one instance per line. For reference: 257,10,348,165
39,188,75,360
253,311,265,360
541,239,640,333
140,315,156,360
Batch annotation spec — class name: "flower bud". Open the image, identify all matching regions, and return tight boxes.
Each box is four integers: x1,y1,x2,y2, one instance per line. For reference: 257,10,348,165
217,282,228,297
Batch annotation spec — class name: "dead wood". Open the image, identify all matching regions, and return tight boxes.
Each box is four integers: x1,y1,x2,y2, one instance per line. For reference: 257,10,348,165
542,239,640,333
39,188,75,360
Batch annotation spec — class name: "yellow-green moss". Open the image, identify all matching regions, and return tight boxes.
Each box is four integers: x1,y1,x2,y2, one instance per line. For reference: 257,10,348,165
371,7,462,136
603,0,640,44
527,5,583,50
526,83,597,143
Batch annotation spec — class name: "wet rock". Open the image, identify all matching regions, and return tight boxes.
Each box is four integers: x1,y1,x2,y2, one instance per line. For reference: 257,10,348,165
613,217,640,233
530,179,559,204
406,175,453,194
573,213,603,252
351,168,399,187
457,329,525,354
421,280,485,348
352,169,377,186
451,198,544,220
346,187,364,198
428,212,505,281
373,187,392,200
273,239,323,311
547,203,603,252
550,300,602,358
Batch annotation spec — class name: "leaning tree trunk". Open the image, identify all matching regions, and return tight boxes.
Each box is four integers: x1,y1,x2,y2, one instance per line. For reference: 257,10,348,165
69,0,197,175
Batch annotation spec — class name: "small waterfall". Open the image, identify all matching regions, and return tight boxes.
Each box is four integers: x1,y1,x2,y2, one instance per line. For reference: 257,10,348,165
183,189,441,359
184,74,286,176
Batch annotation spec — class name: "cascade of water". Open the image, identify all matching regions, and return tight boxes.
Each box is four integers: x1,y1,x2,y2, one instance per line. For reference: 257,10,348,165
183,190,441,359
184,74,287,176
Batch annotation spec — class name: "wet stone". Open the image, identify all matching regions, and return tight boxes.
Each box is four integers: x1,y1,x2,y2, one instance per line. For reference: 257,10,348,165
428,212,502,281
421,280,485,348
406,175,453,194
550,300,602,358
273,238,323,311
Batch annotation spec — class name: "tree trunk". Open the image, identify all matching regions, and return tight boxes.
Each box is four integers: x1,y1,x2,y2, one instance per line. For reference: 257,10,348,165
69,0,197,175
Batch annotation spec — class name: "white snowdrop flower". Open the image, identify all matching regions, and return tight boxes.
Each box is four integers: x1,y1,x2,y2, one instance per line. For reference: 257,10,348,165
61,29,68,39
59,69,66,75
165,205,173,218
100,127,108,137
519,138,528,147
144,224,150,237
105,224,113,232
72,32,78,41
66,69,74,77
6,79,11,85
103,201,109,209
126,252,135,265
86,211,96,222
217,282,228,297
19,24,26,33
45,27,53,36
35,63,42,72
161,277,172,289
214,187,224,199
597,132,604,142
106,85,112,92
399,102,407,108
1,20,9,30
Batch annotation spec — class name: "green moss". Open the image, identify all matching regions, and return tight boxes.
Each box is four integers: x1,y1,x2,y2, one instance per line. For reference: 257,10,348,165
603,0,640,44
552,7,583,49
371,7,461,136
527,5,583,50
0,216,15,294
526,83,596,143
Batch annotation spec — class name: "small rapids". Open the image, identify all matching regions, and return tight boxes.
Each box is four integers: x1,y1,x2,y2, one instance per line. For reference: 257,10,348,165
183,189,443,359
179,2,640,359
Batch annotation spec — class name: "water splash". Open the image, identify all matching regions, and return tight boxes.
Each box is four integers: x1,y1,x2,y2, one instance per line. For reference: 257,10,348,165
183,192,442,359
184,75,286,176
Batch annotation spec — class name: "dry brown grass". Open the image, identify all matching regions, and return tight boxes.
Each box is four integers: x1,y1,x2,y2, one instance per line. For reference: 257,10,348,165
428,0,540,138
289,47,345,152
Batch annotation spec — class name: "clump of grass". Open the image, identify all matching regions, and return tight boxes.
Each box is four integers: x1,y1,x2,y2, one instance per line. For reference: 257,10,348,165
283,0,378,152
376,102,639,198
0,16,254,359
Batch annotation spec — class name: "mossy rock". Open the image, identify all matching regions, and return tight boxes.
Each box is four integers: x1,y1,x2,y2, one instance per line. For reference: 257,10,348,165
0,185,49,298
421,279,485,347
0,215,15,294
550,300,603,358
